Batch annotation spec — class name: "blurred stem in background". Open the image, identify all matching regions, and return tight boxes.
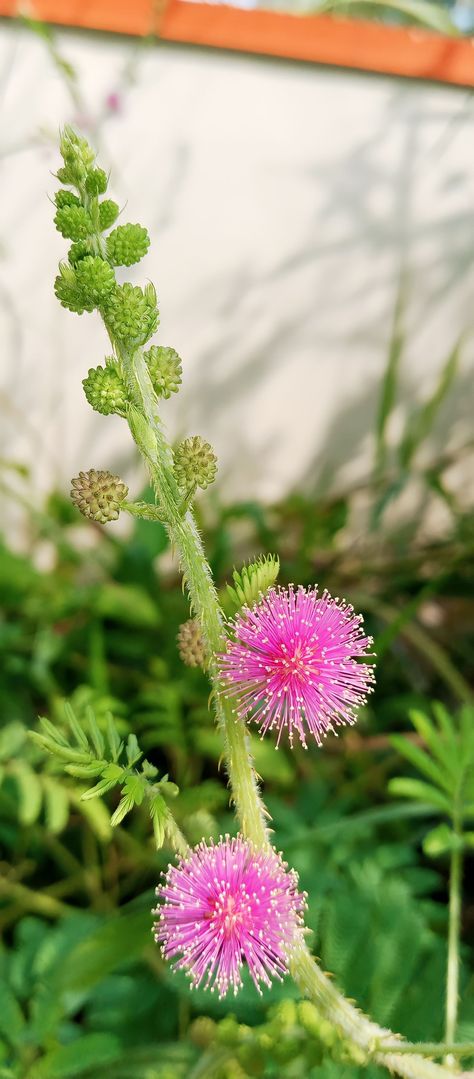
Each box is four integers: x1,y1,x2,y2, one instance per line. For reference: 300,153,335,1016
445,816,462,1065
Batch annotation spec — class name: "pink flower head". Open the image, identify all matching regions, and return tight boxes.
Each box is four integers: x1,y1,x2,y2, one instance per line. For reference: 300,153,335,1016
219,585,375,748
153,835,305,998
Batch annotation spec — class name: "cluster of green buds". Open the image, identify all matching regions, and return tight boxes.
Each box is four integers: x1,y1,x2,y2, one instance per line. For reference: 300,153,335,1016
189,999,367,1074
53,127,157,345
53,128,219,528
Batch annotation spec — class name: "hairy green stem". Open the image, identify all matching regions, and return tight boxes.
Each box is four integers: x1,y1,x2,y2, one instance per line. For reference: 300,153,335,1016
111,342,452,1079
292,943,454,1079
122,345,270,849
376,1042,474,1059
445,821,463,1066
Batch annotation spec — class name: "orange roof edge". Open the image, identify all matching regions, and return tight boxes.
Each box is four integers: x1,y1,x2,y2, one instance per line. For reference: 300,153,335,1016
0,0,473,86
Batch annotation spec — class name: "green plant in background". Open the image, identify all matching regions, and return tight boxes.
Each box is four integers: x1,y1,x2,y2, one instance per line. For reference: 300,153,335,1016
390,704,474,1065
371,273,466,530
1,125,473,1079
21,123,472,1079
30,704,185,852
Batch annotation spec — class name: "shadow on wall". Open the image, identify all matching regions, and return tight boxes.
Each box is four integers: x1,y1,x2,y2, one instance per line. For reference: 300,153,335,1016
0,21,473,534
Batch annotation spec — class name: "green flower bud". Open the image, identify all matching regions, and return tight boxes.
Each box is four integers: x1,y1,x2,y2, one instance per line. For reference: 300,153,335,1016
177,618,206,668
190,1017,216,1050
54,205,92,241
60,126,95,164
106,223,150,267
56,130,96,188
56,166,76,185
144,346,182,399
272,1001,297,1030
70,469,128,524
74,256,116,307
104,282,159,347
216,1016,240,1048
85,167,108,196
83,362,128,416
98,200,120,230
226,555,280,612
174,436,217,492
54,190,81,209
68,241,90,266
54,263,93,315
298,1001,326,1039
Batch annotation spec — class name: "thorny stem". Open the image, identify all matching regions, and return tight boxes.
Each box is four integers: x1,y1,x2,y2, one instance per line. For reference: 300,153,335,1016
108,339,454,1079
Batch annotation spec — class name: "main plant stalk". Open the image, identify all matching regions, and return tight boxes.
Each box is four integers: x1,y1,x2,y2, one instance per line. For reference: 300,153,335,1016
117,344,452,1079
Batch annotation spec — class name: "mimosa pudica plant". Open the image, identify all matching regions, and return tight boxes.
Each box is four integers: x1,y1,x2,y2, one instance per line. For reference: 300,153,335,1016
38,126,472,1079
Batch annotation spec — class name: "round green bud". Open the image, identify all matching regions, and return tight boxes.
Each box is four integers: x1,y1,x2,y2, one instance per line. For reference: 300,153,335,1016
68,240,90,266
54,205,92,241
106,223,150,267
70,469,128,524
74,256,116,308
298,1001,326,1039
272,1001,297,1030
83,363,128,416
190,1017,216,1050
54,190,81,209
104,282,159,347
54,263,93,315
177,618,206,668
144,346,182,399
216,1017,240,1049
98,200,120,231
85,167,108,196
174,436,217,492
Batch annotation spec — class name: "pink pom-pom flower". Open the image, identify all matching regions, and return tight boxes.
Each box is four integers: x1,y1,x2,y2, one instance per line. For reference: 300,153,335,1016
219,585,375,748
153,835,306,998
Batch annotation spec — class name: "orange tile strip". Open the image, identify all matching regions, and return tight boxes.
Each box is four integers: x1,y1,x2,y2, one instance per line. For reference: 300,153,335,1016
1,0,473,86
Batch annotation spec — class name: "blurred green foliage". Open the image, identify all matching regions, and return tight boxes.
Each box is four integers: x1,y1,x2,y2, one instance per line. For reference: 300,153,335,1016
0,324,473,1075
0,448,473,1075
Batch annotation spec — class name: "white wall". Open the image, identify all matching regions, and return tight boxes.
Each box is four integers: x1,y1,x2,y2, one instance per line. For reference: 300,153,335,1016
1,20,473,535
